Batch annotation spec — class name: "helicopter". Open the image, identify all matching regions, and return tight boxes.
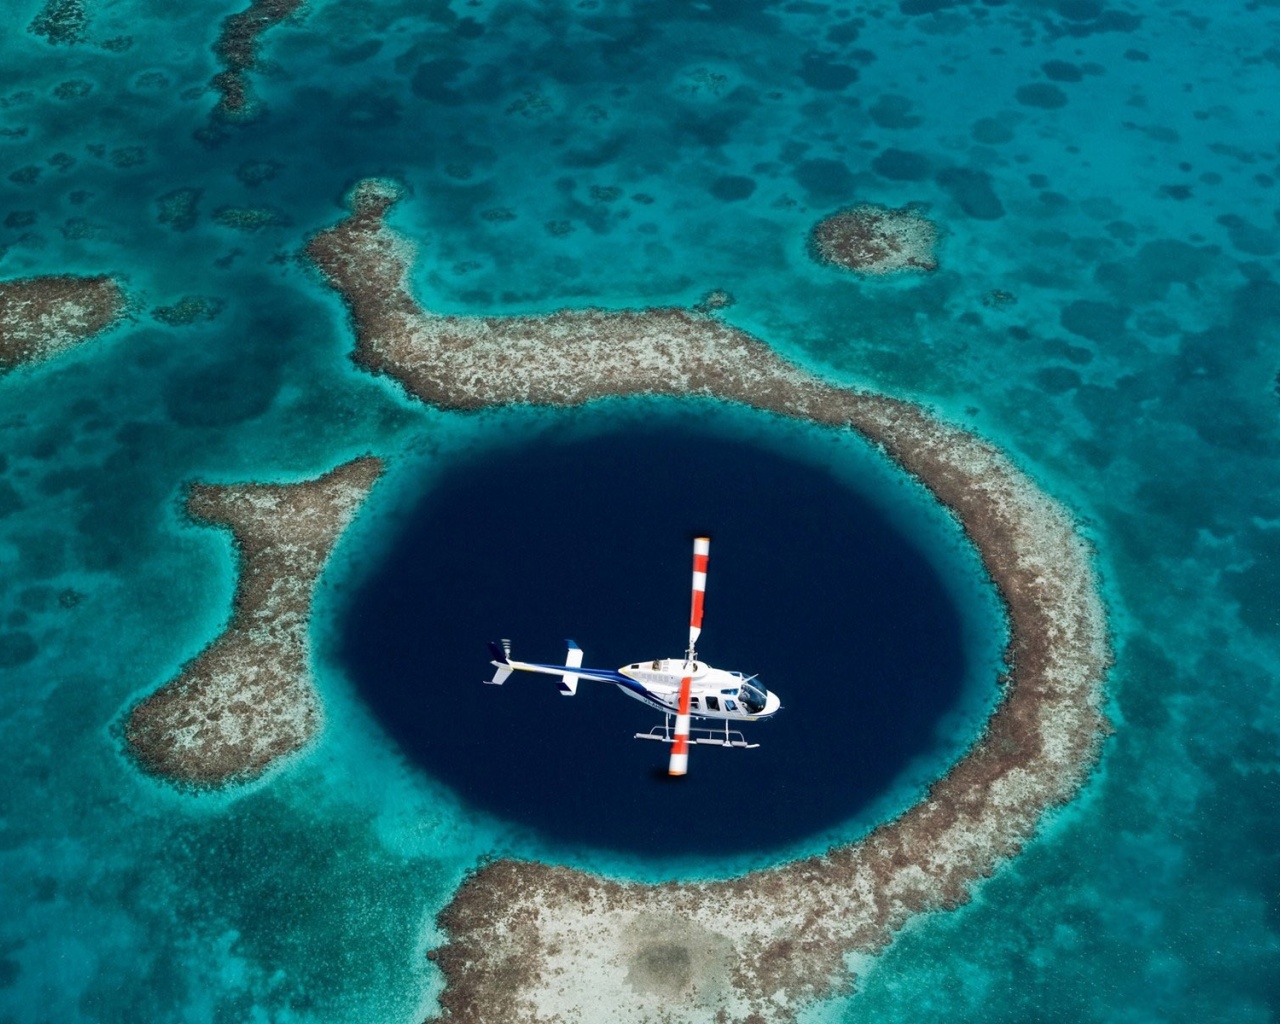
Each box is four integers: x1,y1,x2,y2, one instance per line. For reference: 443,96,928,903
485,536,782,775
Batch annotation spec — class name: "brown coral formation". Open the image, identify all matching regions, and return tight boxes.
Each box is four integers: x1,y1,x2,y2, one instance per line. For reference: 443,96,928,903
210,0,304,120
305,182,1111,1023
27,0,89,46
0,274,126,371
125,457,381,786
809,203,938,275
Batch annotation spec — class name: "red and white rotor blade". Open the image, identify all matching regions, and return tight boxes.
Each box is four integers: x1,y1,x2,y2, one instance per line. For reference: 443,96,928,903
668,670,693,776
688,536,709,653
670,536,709,777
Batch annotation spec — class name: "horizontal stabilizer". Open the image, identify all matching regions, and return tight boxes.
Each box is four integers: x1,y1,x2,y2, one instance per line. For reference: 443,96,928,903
559,639,584,695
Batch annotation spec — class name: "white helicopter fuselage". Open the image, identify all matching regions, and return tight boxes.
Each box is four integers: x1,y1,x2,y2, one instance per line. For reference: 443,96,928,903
616,659,782,721
490,645,781,722
486,534,778,772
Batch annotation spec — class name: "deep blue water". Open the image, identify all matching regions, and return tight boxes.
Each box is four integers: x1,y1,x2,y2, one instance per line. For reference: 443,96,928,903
338,416,969,856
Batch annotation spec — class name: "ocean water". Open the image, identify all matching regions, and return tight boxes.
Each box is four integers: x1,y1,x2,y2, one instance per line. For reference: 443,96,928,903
0,0,1278,1021
335,402,1002,866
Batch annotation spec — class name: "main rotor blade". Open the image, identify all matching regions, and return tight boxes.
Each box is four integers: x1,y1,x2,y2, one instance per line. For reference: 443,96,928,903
688,536,709,655
668,668,693,776
670,535,711,778
672,536,709,777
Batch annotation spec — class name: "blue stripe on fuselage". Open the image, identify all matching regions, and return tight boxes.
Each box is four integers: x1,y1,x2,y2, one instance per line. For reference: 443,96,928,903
520,661,662,704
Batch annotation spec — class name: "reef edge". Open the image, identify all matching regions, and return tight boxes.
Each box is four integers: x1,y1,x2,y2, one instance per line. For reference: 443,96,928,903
124,456,383,787
0,274,127,371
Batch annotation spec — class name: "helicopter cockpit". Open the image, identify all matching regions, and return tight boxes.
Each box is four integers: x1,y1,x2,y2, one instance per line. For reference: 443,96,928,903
738,678,768,714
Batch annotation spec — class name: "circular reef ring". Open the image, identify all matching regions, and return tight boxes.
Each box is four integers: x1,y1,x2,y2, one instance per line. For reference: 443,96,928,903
126,178,1113,1024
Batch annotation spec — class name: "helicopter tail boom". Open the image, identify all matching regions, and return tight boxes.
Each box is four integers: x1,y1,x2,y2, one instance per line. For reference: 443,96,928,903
484,638,586,694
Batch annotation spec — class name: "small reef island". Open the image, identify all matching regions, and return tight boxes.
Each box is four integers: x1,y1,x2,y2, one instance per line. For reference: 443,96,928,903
126,179,1111,1022
125,458,382,785
0,274,127,371
209,0,304,122
809,203,939,276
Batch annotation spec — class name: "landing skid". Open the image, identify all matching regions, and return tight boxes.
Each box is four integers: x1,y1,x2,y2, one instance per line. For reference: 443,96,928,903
634,714,759,749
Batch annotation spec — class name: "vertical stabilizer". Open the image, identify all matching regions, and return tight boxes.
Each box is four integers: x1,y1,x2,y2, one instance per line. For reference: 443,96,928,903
559,639,584,695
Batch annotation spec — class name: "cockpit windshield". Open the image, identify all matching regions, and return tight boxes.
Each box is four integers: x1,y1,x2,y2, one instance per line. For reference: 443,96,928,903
738,679,768,714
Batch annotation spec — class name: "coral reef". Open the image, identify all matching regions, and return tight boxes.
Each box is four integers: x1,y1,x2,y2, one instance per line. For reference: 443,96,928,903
234,159,283,187
0,275,126,370
212,205,292,232
210,0,305,121
124,458,382,786
151,295,226,326
695,288,735,312
51,78,93,100
305,181,1111,1023
28,0,89,46
809,203,938,275
427,401,1110,1023
156,187,202,232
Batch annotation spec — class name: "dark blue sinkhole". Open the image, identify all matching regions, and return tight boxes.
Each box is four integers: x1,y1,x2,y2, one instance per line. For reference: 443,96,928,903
337,417,978,857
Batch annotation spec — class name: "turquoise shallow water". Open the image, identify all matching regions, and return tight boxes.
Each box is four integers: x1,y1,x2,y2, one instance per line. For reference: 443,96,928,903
2,0,1279,1021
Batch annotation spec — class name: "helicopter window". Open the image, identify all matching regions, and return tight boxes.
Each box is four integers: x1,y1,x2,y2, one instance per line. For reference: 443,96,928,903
690,697,700,710
739,680,767,714
724,699,737,712
706,696,720,711
651,660,661,669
